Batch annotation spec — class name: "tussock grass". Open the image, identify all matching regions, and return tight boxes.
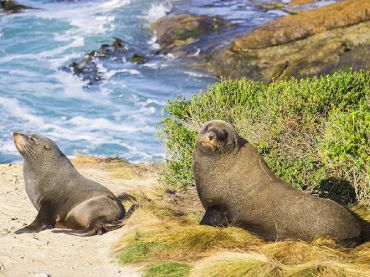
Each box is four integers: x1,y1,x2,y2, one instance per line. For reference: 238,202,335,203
258,240,348,265
156,225,262,252
190,252,283,277
352,205,370,221
115,210,261,264
284,262,369,277
143,262,191,277
114,186,370,276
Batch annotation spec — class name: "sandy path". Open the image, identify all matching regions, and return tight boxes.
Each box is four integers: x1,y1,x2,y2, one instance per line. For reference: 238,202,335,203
0,161,157,277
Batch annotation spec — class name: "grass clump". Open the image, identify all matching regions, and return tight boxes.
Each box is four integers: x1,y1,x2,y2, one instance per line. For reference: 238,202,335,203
284,262,369,277
190,252,282,277
117,232,164,264
116,218,261,264
155,225,261,253
259,240,346,265
143,262,191,277
159,70,370,204
114,187,370,276
114,188,260,265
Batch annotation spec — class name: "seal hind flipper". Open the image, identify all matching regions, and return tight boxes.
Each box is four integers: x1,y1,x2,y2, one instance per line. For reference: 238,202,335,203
52,225,105,237
116,192,137,202
52,204,138,236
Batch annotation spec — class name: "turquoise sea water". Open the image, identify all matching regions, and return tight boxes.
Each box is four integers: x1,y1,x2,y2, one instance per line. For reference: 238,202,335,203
0,0,288,163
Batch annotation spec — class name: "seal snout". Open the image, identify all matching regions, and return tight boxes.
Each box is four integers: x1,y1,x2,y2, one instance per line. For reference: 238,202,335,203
199,131,218,153
13,132,25,149
13,132,31,154
208,131,216,141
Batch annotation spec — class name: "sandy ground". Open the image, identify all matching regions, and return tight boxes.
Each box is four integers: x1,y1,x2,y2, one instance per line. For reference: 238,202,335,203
0,158,158,277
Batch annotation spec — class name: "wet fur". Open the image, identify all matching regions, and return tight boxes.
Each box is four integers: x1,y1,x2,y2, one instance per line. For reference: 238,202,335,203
193,120,364,247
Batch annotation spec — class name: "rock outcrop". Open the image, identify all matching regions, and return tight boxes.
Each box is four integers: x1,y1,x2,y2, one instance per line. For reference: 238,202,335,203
151,14,232,57
1,0,32,13
209,0,370,81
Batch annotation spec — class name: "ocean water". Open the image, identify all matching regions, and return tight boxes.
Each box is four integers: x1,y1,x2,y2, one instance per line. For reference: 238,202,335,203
0,0,287,163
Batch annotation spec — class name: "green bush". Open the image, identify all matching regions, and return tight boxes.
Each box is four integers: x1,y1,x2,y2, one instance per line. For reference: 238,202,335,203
158,70,370,204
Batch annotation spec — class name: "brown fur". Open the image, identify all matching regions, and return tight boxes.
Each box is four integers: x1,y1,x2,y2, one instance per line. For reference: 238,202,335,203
13,132,133,236
193,120,363,247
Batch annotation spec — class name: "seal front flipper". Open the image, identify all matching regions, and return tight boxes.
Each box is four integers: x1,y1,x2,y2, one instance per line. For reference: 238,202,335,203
15,200,56,234
200,207,229,227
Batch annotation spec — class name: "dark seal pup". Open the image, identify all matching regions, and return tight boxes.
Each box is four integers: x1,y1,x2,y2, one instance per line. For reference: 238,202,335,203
13,132,134,236
193,120,363,247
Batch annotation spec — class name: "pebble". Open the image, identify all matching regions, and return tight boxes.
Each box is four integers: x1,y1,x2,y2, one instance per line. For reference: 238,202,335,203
33,273,51,277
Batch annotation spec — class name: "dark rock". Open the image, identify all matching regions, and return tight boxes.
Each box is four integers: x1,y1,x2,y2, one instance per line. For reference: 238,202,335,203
129,54,146,64
255,0,285,11
151,14,232,56
1,0,32,13
65,38,147,85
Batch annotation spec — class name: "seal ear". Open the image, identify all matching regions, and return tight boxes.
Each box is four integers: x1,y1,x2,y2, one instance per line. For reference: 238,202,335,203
44,145,51,151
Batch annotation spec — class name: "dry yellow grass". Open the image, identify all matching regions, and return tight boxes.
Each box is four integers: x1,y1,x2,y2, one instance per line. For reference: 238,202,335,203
113,186,370,276
190,252,282,277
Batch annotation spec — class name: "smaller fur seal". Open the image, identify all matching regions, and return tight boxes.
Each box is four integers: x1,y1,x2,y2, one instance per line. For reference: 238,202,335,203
13,132,135,236
193,120,364,247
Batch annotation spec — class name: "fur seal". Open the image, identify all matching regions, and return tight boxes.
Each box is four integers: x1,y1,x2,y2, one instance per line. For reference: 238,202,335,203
193,120,363,247
13,132,134,236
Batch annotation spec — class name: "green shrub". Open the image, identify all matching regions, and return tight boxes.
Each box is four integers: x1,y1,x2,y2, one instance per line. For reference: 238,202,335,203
159,70,370,203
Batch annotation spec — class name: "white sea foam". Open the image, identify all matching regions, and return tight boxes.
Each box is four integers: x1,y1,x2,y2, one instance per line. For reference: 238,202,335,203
143,2,172,26
148,34,160,50
141,62,169,69
184,71,211,78
66,116,140,133
35,0,130,35
0,97,45,126
0,37,84,65
191,48,201,57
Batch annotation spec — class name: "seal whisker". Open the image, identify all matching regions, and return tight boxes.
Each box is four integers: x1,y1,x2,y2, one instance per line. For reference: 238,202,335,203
26,142,39,158
23,143,34,158
24,143,37,158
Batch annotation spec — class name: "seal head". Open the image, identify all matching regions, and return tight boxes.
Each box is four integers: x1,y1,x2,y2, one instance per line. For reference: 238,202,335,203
14,132,64,165
196,120,239,155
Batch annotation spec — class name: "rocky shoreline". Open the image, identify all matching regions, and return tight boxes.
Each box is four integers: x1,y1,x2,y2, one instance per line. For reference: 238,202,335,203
3,0,369,83
151,0,370,82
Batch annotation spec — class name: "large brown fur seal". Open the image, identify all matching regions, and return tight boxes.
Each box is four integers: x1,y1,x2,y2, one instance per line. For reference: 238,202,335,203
13,132,134,236
193,120,363,247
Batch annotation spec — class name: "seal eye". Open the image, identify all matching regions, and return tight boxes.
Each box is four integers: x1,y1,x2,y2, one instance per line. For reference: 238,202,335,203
202,124,211,134
220,130,228,141
44,145,51,151
28,136,36,143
